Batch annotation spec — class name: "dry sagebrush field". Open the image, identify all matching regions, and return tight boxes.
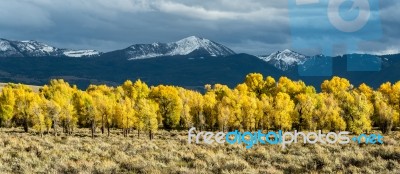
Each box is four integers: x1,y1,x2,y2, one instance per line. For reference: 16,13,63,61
0,129,399,174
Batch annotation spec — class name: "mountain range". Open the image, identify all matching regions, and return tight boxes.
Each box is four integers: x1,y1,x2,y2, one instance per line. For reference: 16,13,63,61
0,36,399,91
0,38,100,58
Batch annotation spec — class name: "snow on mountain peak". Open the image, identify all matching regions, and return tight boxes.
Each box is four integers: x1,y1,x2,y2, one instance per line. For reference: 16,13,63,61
171,36,214,56
177,36,203,42
63,50,100,58
127,36,235,60
258,49,308,71
15,40,57,55
0,39,101,58
0,39,14,52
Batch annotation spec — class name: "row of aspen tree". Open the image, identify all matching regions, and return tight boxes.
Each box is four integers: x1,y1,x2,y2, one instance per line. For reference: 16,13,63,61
0,73,399,139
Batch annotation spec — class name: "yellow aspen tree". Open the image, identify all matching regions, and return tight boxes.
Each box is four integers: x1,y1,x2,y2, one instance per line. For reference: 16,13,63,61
258,94,274,130
121,80,135,99
245,73,265,97
73,91,97,138
150,85,182,130
373,92,399,134
377,82,400,129
295,93,318,130
241,95,258,131
0,85,15,127
87,85,115,136
264,76,276,96
378,82,392,96
392,82,400,128
178,88,192,129
272,92,295,130
189,91,204,130
276,77,306,97
316,93,346,131
346,92,373,134
133,79,151,100
114,97,135,137
137,98,159,139
13,84,37,132
44,99,61,136
41,79,77,135
254,98,264,130
321,76,351,94
358,83,374,100
30,95,46,137
227,89,243,131
202,91,216,131
217,97,232,132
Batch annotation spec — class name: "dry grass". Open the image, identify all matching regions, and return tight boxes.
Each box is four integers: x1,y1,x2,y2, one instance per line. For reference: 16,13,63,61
0,128,398,174
0,83,41,92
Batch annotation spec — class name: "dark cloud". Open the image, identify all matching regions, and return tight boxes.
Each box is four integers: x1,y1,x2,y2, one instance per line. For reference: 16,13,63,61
0,0,398,56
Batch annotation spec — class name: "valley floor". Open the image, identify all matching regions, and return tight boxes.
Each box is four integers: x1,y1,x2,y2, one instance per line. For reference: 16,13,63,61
0,128,399,174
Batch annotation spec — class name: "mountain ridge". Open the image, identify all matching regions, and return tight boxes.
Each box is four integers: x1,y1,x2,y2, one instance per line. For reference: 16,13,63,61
115,36,236,60
0,38,101,58
1,36,400,92
258,49,309,71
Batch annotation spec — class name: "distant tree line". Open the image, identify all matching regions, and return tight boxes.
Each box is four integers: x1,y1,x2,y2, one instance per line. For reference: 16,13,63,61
0,73,399,139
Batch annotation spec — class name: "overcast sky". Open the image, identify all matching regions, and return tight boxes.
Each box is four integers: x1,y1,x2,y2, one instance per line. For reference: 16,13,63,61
0,0,398,56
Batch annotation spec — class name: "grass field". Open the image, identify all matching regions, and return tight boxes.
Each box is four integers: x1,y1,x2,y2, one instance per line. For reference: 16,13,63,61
0,128,398,174
0,83,41,92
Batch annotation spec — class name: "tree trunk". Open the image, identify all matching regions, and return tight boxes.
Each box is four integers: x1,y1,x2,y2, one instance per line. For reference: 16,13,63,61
91,121,95,139
107,126,110,137
54,121,57,136
101,114,105,134
149,130,154,140
23,119,28,133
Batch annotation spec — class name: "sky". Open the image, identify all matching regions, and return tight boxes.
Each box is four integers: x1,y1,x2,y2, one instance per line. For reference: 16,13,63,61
0,0,398,56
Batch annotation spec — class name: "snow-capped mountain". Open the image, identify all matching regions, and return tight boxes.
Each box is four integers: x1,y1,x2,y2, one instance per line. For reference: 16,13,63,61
121,36,235,60
0,38,101,58
258,49,308,71
0,39,24,57
63,50,101,58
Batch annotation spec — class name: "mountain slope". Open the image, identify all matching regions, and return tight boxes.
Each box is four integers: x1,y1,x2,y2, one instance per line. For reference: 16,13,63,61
107,36,236,60
258,49,308,71
0,54,282,91
0,39,24,57
1,37,400,92
0,39,101,58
